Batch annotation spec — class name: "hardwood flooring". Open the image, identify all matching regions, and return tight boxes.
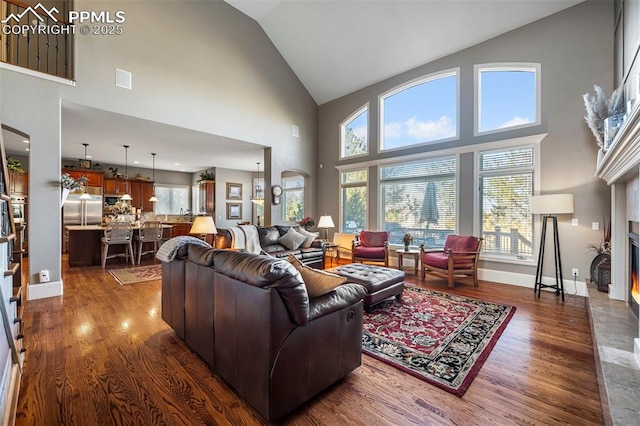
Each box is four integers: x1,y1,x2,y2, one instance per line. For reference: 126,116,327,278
15,257,604,425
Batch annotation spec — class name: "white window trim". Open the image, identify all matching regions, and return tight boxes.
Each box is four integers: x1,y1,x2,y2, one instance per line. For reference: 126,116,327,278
339,167,369,233
378,68,460,153
473,142,541,265
340,103,369,160
474,62,542,137
281,175,305,222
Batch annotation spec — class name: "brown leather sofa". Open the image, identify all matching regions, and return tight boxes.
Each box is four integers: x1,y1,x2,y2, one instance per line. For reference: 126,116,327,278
161,243,366,422
215,225,326,269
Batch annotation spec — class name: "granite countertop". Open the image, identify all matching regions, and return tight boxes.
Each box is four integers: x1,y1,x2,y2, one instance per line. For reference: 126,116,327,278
65,224,173,231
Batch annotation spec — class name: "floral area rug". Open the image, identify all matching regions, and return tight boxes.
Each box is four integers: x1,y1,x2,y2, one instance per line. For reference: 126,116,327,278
108,264,162,285
362,286,516,396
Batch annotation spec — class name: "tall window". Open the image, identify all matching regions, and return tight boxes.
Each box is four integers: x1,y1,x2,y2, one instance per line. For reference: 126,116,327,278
282,175,304,222
380,157,456,247
380,70,458,151
341,106,368,158
156,185,190,215
476,64,540,135
340,169,367,234
478,146,535,260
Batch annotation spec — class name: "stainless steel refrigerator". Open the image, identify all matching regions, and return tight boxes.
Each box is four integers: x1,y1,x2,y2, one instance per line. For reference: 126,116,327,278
62,187,103,253
63,187,103,226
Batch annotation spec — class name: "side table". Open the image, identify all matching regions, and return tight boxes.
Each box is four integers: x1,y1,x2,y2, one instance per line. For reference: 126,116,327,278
397,249,420,275
324,243,339,267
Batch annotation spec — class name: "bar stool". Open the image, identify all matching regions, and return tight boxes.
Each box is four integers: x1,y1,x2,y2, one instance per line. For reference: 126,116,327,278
101,222,134,268
135,221,163,264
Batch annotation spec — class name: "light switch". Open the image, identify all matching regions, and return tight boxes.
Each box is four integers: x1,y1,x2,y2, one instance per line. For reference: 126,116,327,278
592,222,600,231
571,218,579,227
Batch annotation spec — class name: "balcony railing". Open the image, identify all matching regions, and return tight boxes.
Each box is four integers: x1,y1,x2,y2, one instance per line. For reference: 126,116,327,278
386,224,533,257
1,0,73,79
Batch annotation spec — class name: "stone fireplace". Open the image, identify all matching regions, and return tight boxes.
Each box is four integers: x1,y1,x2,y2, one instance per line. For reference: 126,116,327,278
595,102,640,365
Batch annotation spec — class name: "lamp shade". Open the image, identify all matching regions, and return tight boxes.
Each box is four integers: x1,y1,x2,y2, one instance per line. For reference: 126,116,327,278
190,216,217,235
79,192,92,200
530,194,574,215
317,215,335,228
120,193,132,201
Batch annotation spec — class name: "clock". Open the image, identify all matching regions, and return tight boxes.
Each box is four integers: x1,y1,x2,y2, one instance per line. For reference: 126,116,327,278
271,185,282,205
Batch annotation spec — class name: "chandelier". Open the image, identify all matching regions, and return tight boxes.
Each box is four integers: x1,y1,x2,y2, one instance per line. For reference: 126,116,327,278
250,162,264,204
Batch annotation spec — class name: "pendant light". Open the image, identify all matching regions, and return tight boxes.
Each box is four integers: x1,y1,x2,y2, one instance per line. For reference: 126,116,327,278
250,162,264,204
120,145,132,201
79,143,92,200
148,152,158,202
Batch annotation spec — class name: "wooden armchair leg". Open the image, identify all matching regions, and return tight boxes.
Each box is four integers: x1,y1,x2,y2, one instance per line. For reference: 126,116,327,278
473,270,479,287
448,268,454,288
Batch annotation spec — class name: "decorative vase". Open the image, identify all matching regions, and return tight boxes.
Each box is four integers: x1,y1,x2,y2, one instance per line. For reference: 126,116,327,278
604,113,626,150
404,243,410,252
60,188,70,208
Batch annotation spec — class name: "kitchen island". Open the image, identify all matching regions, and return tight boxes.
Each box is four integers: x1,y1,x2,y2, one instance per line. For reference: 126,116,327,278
65,224,173,267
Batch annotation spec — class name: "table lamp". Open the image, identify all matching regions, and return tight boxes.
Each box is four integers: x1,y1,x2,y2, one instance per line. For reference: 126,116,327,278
317,215,335,241
530,193,574,301
190,216,217,245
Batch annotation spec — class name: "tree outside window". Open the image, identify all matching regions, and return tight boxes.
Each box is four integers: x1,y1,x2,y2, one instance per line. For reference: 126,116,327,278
341,106,368,158
282,176,304,222
340,169,367,233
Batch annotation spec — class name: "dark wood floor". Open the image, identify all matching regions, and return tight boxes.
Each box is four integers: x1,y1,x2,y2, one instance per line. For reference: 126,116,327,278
15,257,604,425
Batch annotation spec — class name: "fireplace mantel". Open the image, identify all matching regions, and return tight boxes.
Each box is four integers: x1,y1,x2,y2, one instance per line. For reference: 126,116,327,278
596,104,640,185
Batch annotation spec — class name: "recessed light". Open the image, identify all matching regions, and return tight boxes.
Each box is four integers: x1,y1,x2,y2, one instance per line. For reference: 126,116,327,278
180,169,185,172
86,155,92,159
133,161,140,164
174,163,180,166
22,139,29,144
25,148,30,152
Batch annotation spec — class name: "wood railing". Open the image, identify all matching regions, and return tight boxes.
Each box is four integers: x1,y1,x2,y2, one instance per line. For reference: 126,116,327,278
1,0,73,79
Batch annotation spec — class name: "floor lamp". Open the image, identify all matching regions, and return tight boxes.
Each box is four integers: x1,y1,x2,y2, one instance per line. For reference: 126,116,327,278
530,194,574,301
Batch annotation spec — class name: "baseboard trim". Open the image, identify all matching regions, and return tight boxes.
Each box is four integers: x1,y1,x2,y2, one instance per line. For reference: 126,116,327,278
479,268,588,297
27,279,64,300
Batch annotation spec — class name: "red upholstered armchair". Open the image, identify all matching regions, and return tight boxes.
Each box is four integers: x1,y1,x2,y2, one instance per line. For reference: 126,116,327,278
352,231,390,267
420,235,483,288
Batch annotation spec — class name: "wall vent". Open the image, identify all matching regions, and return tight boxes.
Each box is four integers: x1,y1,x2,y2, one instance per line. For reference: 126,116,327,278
115,68,132,90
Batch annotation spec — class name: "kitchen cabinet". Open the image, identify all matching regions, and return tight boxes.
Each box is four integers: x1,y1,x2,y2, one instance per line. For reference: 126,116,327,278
169,223,191,237
63,170,104,188
129,181,154,213
104,178,128,195
199,181,215,213
8,172,28,195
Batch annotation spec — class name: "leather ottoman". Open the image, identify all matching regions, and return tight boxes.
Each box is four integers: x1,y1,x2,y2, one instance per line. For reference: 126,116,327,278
328,263,405,312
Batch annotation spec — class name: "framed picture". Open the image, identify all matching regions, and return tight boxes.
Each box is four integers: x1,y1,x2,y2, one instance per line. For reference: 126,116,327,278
79,159,92,169
227,203,242,220
227,182,243,200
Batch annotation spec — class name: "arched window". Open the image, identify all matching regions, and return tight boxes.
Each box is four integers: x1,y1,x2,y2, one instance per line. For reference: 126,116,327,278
380,69,459,151
340,105,368,159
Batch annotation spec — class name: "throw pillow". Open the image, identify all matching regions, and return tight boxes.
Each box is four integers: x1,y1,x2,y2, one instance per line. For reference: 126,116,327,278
278,227,307,250
296,227,319,248
288,255,347,298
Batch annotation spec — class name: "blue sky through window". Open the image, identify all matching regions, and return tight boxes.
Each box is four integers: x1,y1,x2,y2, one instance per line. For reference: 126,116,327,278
382,74,457,149
480,69,536,132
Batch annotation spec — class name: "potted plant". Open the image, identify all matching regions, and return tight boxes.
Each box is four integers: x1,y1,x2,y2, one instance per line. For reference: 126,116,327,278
6,156,23,173
403,233,414,252
198,170,215,183
300,216,315,230
59,173,88,207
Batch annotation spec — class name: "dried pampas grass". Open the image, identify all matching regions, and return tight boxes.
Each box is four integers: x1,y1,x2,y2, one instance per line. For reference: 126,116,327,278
583,85,625,149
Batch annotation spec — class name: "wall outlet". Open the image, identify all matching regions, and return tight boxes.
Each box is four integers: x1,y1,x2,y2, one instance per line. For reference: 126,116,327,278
592,222,600,231
572,268,579,277
571,218,579,226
